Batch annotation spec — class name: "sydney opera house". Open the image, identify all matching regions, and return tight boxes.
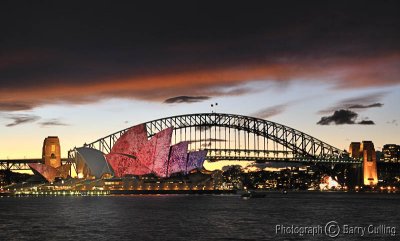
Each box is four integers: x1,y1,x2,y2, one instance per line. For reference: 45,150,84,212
27,125,214,193
75,124,207,179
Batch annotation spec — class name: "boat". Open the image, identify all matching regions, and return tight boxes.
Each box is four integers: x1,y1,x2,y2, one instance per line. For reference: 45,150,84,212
241,191,266,199
0,191,13,197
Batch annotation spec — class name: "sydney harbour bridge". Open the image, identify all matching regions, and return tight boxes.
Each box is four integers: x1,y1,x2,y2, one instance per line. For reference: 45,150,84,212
0,113,360,172
68,113,358,165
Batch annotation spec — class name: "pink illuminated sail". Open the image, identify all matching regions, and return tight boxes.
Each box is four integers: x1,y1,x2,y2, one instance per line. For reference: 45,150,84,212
152,127,173,177
110,124,148,155
106,127,173,177
135,135,157,173
106,153,139,177
168,141,189,176
124,157,152,176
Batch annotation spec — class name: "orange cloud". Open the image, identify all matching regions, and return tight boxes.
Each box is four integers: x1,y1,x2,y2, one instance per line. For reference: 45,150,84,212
0,53,399,111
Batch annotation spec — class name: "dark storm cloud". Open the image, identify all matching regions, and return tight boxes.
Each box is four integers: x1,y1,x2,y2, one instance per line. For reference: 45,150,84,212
317,110,358,125
358,120,375,125
5,114,40,127
1,1,399,110
164,96,210,104
317,109,376,125
39,119,69,127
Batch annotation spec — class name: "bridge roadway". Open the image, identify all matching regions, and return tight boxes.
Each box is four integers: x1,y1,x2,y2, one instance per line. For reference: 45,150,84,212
0,158,70,171
206,149,361,164
1,153,359,171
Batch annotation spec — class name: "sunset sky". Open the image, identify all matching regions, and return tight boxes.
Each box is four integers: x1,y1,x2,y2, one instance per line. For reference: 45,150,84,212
0,1,399,159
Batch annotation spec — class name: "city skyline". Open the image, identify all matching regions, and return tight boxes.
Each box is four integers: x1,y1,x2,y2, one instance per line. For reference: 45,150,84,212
1,1,399,159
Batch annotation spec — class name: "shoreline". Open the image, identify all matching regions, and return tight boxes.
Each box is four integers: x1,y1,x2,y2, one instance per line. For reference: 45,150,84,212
1,189,398,197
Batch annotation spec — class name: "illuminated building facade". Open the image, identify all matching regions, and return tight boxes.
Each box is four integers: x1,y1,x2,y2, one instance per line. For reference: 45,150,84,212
105,124,207,178
187,150,208,174
168,141,189,176
349,141,378,186
105,127,174,177
382,144,400,163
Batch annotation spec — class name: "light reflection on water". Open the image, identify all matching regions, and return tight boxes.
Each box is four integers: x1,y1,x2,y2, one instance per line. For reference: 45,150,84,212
0,192,399,241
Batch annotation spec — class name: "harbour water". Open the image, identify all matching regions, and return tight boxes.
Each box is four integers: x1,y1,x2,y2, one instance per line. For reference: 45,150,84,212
0,192,399,240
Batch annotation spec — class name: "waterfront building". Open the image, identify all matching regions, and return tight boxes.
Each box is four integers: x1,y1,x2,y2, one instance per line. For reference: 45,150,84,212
75,147,113,179
103,124,207,179
382,144,400,163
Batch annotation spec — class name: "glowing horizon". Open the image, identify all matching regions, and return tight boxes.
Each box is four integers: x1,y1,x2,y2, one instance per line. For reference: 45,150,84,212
0,1,399,164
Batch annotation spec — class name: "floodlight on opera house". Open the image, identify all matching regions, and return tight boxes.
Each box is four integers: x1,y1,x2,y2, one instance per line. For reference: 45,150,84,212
102,124,208,178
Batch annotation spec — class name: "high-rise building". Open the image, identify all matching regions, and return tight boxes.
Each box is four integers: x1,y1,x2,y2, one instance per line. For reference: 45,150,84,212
42,136,61,168
382,144,400,163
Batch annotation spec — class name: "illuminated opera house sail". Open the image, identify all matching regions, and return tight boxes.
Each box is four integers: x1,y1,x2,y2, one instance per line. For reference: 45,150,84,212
77,124,207,179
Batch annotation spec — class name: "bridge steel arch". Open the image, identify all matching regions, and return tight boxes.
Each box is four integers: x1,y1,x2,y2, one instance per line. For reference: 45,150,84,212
70,113,358,164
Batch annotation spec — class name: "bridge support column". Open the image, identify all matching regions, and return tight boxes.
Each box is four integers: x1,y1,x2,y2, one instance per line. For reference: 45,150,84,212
43,136,61,168
349,141,378,187
362,141,378,186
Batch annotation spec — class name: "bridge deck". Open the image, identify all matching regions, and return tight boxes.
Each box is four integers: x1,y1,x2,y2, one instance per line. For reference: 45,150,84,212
0,159,71,171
